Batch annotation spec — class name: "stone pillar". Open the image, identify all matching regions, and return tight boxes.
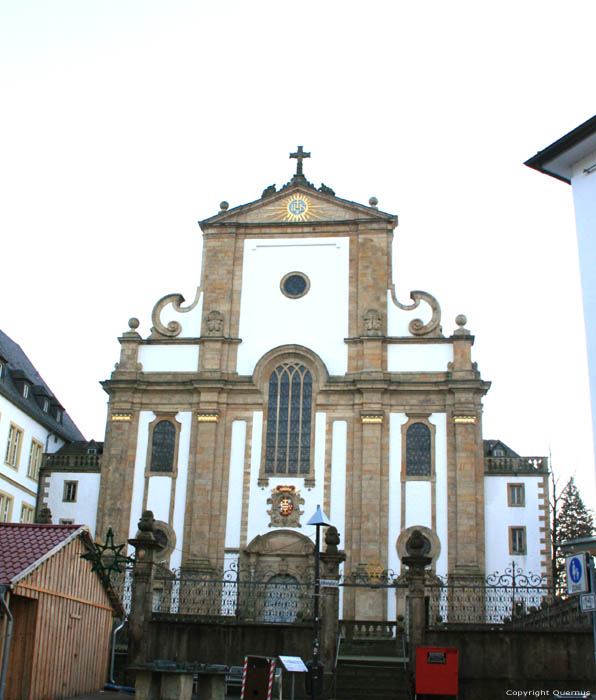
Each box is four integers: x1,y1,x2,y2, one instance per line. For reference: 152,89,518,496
128,510,160,668
401,530,432,679
319,526,346,688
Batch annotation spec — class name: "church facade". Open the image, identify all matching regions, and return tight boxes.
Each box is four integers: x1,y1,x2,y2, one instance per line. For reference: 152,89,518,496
94,152,549,619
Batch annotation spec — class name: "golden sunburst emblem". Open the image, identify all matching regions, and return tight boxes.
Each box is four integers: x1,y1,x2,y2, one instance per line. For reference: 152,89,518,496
263,194,326,222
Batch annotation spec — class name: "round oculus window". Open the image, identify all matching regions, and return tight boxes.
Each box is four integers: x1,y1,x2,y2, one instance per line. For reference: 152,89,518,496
280,272,310,299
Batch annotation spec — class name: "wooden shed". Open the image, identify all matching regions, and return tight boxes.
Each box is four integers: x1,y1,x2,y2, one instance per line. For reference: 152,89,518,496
0,523,121,700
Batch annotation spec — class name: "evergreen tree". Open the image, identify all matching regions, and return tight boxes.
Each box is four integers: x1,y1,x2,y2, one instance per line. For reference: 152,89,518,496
552,476,595,595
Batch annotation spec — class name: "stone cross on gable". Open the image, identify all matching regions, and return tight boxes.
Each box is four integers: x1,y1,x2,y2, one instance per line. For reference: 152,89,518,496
290,146,311,176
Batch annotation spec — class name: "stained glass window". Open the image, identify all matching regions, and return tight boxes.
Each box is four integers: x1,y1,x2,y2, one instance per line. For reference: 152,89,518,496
406,423,431,476
265,363,312,475
150,420,176,472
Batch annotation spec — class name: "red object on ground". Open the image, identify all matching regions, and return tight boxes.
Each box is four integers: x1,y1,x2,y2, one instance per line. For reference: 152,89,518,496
415,646,458,695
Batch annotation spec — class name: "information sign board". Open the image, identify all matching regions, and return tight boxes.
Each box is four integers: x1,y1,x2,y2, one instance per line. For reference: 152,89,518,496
566,553,590,595
278,656,308,673
320,579,339,588
580,592,596,613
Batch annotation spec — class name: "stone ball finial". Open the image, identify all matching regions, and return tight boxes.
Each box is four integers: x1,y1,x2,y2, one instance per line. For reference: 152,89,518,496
219,201,229,211
369,196,379,208
455,314,467,328
138,510,155,533
128,317,140,330
405,529,429,556
325,525,340,553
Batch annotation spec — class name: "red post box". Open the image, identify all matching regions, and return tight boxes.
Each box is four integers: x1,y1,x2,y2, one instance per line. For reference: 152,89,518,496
415,646,458,696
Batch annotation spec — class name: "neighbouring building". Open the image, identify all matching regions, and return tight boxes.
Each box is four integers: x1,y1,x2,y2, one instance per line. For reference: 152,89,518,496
0,330,84,525
37,440,103,534
0,523,122,700
525,115,596,470
91,151,549,619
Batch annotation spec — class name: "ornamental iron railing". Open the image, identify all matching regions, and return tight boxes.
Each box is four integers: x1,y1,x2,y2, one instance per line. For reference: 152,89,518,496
425,563,585,629
151,561,314,624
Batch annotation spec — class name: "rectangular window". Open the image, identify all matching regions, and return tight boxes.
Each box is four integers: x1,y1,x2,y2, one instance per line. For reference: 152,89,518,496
20,503,35,523
63,481,78,502
0,492,13,522
510,526,526,555
27,439,44,480
508,483,525,507
5,424,23,468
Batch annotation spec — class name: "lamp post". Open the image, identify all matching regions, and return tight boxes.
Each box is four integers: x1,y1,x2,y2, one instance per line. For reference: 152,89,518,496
306,505,332,700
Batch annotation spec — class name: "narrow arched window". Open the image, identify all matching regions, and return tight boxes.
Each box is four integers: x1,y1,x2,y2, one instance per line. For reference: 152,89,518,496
406,423,431,476
265,363,312,475
150,420,176,472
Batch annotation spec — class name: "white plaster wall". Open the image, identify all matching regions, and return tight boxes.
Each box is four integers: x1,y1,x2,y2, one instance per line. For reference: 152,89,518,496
128,411,154,542
387,290,434,337
484,475,545,576
138,345,199,372
330,420,347,614
237,238,349,375
46,472,101,534
159,290,204,339
0,394,66,521
225,420,247,549
571,153,596,464
433,413,448,577
404,482,432,529
170,412,191,570
329,421,347,538
246,412,326,547
387,413,407,619
387,344,453,372
146,476,172,522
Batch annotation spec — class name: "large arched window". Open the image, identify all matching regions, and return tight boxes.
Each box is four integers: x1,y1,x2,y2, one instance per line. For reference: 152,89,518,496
265,363,312,475
405,422,431,476
150,420,176,472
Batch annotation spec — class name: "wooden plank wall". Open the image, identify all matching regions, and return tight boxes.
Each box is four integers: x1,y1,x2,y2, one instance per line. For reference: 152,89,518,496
10,535,114,700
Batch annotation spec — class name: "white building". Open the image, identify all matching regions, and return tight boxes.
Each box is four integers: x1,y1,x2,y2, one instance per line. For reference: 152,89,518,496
0,329,84,524
525,115,596,471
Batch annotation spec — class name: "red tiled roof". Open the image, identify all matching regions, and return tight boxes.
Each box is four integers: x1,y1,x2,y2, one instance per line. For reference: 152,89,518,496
0,523,82,584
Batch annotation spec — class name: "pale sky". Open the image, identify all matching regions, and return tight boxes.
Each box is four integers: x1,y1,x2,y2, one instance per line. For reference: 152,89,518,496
1,1,595,505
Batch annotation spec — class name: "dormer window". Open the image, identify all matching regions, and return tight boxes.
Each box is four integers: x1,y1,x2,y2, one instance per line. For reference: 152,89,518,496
0,362,4,379
43,399,49,412
22,384,29,399
493,447,505,457
55,409,62,424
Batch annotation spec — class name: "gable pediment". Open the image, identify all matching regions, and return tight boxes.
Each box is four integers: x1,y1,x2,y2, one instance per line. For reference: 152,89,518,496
200,183,396,229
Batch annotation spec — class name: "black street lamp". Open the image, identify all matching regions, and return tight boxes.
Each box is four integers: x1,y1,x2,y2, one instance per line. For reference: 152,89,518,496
306,504,332,700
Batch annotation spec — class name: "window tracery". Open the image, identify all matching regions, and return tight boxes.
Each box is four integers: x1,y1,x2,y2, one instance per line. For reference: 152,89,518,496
265,363,312,475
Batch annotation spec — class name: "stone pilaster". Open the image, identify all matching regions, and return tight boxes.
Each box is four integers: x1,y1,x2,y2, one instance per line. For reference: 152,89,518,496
353,401,386,619
96,322,143,543
181,397,226,571
447,317,487,576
